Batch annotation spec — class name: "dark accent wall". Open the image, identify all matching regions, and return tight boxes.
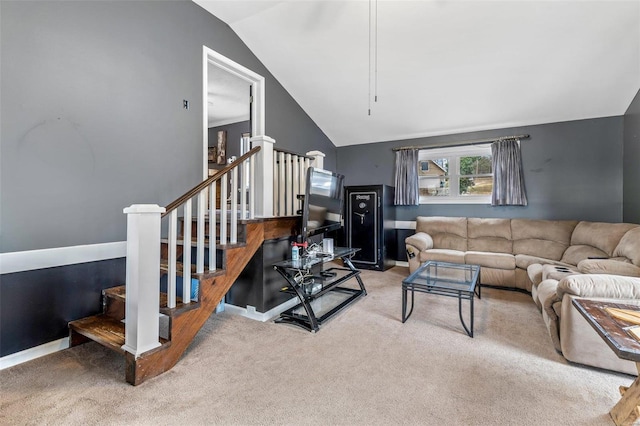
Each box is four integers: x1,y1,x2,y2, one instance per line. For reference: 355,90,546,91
624,89,640,223
0,1,336,253
0,259,126,357
337,117,625,223
208,120,251,163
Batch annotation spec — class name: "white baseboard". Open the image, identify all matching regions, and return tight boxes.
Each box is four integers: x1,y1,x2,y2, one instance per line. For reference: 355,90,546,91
0,337,70,370
394,260,409,268
224,296,300,322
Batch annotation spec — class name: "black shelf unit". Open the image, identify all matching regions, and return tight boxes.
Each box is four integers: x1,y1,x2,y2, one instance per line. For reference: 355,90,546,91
273,247,367,332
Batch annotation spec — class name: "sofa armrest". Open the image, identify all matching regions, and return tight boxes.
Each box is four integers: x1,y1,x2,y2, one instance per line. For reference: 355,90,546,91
405,232,433,252
557,274,640,300
577,259,640,277
405,232,434,274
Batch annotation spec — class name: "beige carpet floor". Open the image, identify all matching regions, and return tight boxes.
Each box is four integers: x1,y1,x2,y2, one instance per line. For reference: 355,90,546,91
0,266,634,425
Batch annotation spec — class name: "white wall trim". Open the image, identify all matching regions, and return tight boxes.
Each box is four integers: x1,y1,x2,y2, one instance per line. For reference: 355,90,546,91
224,297,299,322
0,241,126,274
0,337,70,370
394,220,416,230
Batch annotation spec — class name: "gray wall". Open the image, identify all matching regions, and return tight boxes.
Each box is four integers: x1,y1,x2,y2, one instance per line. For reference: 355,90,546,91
0,0,336,253
337,117,625,223
624,89,640,223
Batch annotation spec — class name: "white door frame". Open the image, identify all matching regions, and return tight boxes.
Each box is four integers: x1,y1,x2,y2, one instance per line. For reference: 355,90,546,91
202,46,265,180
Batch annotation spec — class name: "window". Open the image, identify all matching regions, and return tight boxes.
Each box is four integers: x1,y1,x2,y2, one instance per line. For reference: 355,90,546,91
418,144,492,204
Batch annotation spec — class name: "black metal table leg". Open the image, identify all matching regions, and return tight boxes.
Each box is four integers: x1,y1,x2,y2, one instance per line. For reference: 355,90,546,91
457,292,474,338
343,257,367,296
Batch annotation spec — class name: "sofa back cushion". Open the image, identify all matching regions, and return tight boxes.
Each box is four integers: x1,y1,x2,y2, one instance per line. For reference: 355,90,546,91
415,216,467,251
613,226,640,266
511,219,578,261
467,218,512,253
572,222,637,255
562,222,637,265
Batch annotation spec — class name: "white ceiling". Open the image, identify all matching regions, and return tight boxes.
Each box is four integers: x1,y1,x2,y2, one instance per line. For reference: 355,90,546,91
195,0,640,147
208,63,250,128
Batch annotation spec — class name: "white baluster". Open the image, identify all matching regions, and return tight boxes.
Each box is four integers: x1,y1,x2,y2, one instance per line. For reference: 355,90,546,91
168,210,177,309
220,175,228,244
273,155,279,216
285,153,292,215
292,155,300,215
196,190,205,275
249,155,255,219
278,151,286,216
240,157,247,219
209,181,217,271
231,167,238,244
182,200,192,304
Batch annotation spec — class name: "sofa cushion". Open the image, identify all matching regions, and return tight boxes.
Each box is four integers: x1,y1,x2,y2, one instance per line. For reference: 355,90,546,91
479,267,516,287
419,249,465,264
467,218,513,253
511,219,578,260
577,258,640,277
571,221,638,257
613,226,640,266
515,254,572,270
464,251,515,270
415,216,467,251
560,245,609,266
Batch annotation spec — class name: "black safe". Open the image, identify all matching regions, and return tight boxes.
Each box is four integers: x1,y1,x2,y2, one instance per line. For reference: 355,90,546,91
344,185,396,271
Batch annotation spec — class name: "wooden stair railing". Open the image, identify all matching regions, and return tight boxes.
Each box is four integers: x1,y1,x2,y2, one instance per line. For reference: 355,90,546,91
69,146,270,385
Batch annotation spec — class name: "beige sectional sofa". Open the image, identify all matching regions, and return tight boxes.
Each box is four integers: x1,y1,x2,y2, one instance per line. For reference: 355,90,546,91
405,216,640,374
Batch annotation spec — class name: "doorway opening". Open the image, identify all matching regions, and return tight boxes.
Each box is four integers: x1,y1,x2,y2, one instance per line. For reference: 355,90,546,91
202,46,265,180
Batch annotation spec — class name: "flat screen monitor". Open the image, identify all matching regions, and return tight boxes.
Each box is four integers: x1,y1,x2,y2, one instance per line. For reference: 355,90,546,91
301,167,345,240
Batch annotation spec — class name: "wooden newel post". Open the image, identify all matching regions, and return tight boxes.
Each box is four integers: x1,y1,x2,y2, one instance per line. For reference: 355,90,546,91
122,204,165,358
251,135,275,218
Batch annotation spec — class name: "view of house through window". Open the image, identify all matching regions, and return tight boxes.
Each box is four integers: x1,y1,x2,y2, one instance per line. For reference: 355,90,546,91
418,144,492,203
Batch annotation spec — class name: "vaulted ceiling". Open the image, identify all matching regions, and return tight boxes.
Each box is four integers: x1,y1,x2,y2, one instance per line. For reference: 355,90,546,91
194,0,640,147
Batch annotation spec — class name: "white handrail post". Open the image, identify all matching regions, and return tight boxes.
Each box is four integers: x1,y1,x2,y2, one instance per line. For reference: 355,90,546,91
122,204,165,358
306,150,326,170
251,135,275,217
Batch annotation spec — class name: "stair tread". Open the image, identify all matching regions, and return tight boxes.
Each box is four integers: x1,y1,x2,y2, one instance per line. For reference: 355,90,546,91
104,285,210,316
69,314,170,354
159,261,228,281
69,314,126,353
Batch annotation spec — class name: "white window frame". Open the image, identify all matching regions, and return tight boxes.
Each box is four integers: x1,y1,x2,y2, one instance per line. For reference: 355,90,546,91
418,144,492,204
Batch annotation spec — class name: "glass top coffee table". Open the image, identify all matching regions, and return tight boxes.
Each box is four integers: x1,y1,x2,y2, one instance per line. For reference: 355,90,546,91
402,261,481,337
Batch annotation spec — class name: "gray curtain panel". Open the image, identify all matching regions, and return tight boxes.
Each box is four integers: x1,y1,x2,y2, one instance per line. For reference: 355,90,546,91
491,139,528,206
394,149,419,205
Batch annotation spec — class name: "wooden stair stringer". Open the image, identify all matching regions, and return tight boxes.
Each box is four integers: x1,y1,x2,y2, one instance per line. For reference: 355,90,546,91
124,221,266,385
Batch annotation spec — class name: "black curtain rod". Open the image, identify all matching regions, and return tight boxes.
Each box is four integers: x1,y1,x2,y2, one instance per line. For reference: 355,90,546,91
392,134,530,151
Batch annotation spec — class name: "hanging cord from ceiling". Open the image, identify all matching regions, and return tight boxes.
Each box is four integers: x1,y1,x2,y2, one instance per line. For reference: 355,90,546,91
368,0,378,116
